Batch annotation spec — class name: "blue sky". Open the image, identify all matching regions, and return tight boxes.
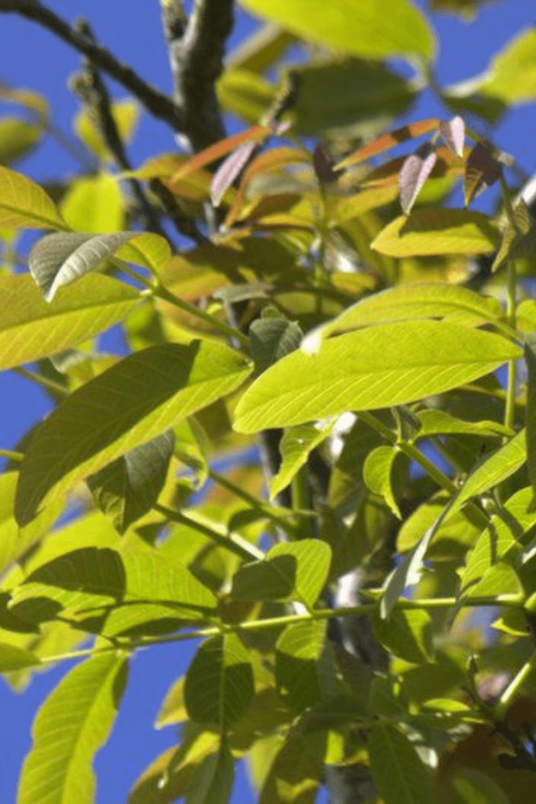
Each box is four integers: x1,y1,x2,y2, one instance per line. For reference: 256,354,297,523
0,1,535,801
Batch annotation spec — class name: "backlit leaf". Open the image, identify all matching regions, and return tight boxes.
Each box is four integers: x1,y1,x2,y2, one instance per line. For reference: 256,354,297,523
464,141,502,208
18,653,128,804
15,341,251,525
0,273,139,370
269,420,335,500
234,321,520,432
368,724,435,804
0,117,42,166
478,27,536,105
239,0,436,63
372,208,500,257
0,165,67,230
336,119,439,169
230,539,332,609
439,115,465,157
60,173,124,233
211,140,258,208
492,197,536,272
363,445,405,518
526,335,536,499
0,643,41,672
186,741,235,804
184,633,254,729
399,143,438,214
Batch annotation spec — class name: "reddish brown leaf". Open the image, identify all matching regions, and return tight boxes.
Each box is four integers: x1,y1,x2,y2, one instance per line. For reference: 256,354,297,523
399,142,438,214
464,140,502,208
312,144,343,184
439,116,465,157
335,119,440,170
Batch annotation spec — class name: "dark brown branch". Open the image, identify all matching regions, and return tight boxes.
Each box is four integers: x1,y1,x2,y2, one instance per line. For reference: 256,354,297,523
0,0,183,132
160,0,234,152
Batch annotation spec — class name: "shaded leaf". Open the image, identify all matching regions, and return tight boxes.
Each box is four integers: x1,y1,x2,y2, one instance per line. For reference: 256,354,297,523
372,208,500,257
74,98,139,162
240,0,436,63
87,430,175,534
18,653,128,804
0,165,67,230
399,143,437,214
30,230,169,302
269,420,335,500
0,273,139,370
231,539,332,610
249,311,303,374
258,734,322,804
439,115,465,157
184,633,254,729
0,643,41,672
0,117,42,166
15,341,250,525
464,141,502,208
526,335,536,501
234,321,520,432
368,724,435,804
492,197,536,272
186,740,234,804
275,620,326,711
372,609,434,663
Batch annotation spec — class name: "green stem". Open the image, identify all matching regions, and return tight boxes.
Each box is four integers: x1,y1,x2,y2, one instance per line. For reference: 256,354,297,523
0,448,23,462
496,652,536,718
39,592,522,667
14,366,68,396
504,260,518,433
208,467,299,532
154,503,263,562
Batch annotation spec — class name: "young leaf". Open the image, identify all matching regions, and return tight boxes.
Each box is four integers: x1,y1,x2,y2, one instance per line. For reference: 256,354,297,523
439,115,465,157
399,142,438,214
0,165,68,230
464,140,502,208
230,539,332,609
336,119,439,169
18,653,128,804
363,445,405,518
210,140,258,208
29,230,169,302
240,0,436,63
269,419,335,500
0,273,139,370
492,197,536,272
275,620,326,711
87,430,175,534
10,545,217,625
372,208,500,257
184,633,254,729
234,321,520,432
368,724,435,804
15,341,251,525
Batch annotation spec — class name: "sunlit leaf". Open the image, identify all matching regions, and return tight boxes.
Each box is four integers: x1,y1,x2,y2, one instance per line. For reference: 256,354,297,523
0,117,42,166
231,539,332,609
0,643,41,672
234,321,520,432
18,653,128,804
227,23,296,73
336,119,439,169
492,197,536,272
60,172,125,233
526,335,536,500
184,633,254,729
74,98,140,162
0,165,68,230
29,230,169,302
478,27,536,105
439,115,465,157
15,341,251,525
399,143,437,215
0,273,139,370
372,208,500,257
211,140,258,208
269,420,335,500
363,445,405,518
368,724,435,804
239,0,436,63
87,431,175,534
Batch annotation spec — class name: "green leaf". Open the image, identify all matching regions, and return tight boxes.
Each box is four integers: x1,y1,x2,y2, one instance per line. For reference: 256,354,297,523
0,643,41,672
372,609,434,663
0,165,67,230
478,27,536,105
60,173,125,234
10,546,217,624
416,409,509,438
30,230,169,302
234,321,520,432
368,724,435,804
258,734,322,804
363,445,405,518
15,341,250,526
0,117,42,166
269,420,335,500
186,740,235,804
0,273,139,370
74,98,140,161
239,0,436,63
87,430,175,534
18,653,128,804
184,633,254,729
492,198,536,272
525,335,536,500
230,539,332,610
249,311,303,375
275,620,326,712
449,768,510,804
372,208,500,257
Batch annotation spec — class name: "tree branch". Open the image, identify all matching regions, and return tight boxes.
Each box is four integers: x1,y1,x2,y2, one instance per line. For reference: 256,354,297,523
160,0,234,152
0,0,183,132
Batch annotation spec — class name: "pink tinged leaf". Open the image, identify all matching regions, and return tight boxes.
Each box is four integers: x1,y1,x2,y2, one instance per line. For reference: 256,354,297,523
399,143,437,215
464,140,502,208
439,116,465,157
210,141,258,208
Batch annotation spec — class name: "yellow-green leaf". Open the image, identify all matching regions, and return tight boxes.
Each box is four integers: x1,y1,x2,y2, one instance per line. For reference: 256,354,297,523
0,165,68,230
